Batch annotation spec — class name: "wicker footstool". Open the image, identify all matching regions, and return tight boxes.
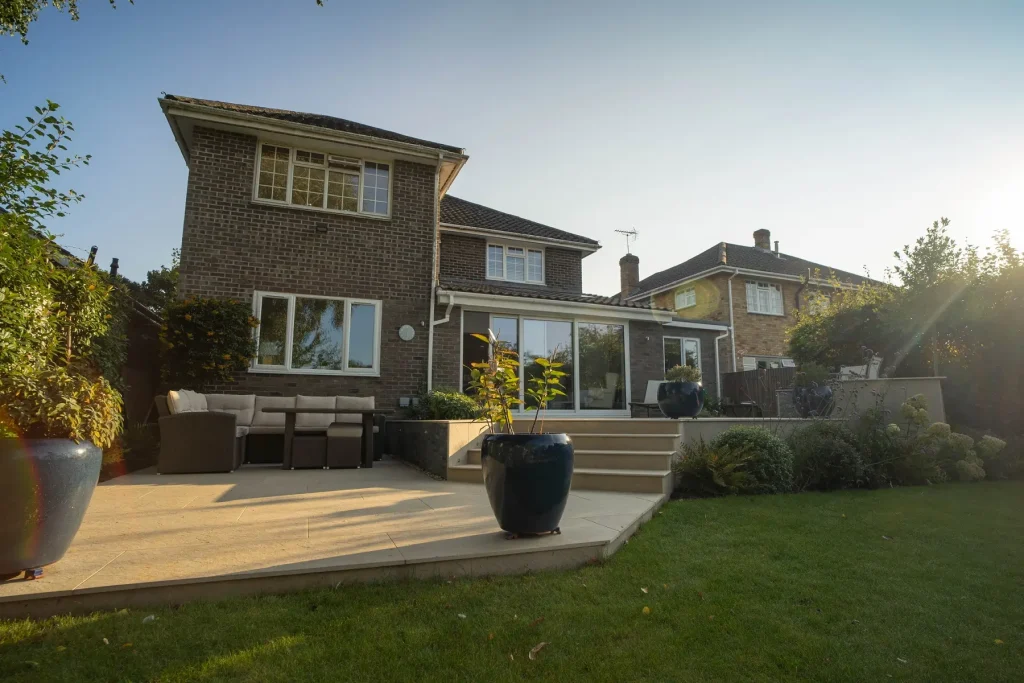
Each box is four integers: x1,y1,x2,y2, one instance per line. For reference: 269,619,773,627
291,434,327,469
326,423,362,468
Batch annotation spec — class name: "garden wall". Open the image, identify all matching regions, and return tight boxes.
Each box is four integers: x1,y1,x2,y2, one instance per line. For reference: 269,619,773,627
830,377,945,425
679,418,816,446
385,420,488,478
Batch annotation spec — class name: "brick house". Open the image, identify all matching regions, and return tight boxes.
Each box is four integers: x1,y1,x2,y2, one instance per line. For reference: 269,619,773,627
159,95,727,416
620,229,879,371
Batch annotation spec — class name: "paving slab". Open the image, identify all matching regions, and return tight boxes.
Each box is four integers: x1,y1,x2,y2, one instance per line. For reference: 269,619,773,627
0,459,665,618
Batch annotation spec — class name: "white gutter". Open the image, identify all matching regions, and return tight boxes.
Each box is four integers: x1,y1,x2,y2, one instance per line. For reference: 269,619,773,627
439,223,601,254
662,321,729,332
713,330,730,399
426,152,443,392
727,268,740,372
438,288,674,323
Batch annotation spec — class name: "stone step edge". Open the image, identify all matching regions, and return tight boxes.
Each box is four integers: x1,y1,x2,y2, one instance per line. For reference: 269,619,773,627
466,449,675,457
449,464,671,478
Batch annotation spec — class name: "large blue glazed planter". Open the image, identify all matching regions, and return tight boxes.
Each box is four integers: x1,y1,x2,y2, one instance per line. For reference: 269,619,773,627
657,381,705,419
0,439,102,579
480,433,574,535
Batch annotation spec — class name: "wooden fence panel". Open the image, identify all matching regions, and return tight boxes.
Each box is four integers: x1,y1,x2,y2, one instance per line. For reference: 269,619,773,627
720,367,796,417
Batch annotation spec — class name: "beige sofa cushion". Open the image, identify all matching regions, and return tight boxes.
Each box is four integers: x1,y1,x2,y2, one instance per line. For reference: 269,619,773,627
335,395,374,424
251,396,296,428
167,389,208,414
326,423,363,438
296,395,336,430
205,394,256,426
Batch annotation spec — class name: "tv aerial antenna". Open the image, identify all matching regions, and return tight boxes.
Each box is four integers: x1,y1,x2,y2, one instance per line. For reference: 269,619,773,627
614,228,638,254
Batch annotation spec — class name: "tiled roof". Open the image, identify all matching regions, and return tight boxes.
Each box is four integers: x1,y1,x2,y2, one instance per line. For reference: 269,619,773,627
439,280,667,311
162,95,464,154
441,196,600,248
631,242,878,298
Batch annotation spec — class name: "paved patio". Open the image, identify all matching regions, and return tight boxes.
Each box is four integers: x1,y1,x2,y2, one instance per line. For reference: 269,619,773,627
0,459,665,618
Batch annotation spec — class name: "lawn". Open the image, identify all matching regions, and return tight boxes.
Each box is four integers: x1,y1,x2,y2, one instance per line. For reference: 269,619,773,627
1,482,1022,682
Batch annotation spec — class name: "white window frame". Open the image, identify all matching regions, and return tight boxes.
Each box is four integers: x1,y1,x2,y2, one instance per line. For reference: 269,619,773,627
250,291,383,376
663,336,702,374
252,142,392,219
674,287,697,310
485,243,545,284
745,280,785,316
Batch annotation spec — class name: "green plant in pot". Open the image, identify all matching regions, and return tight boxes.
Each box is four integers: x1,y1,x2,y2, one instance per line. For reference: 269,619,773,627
0,103,123,581
658,363,705,419
467,332,573,536
792,362,833,418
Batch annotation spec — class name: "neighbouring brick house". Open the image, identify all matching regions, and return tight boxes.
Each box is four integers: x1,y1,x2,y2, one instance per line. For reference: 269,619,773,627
160,95,727,415
620,229,879,371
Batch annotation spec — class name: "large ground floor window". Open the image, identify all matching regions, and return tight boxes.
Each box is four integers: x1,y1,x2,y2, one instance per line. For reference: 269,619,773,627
461,312,626,413
252,291,382,375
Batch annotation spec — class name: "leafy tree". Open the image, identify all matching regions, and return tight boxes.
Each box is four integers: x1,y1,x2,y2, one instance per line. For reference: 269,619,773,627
788,218,1022,437
1,0,322,44
1,100,89,224
122,248,178,312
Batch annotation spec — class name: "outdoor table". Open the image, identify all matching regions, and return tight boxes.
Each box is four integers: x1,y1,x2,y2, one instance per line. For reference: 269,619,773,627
260,407,392,470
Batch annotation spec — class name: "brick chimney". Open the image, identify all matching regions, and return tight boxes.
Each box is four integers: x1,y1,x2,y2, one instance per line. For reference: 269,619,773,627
619,253,640,298
753,229,771,251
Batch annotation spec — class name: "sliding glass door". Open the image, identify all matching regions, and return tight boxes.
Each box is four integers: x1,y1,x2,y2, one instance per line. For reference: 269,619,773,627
578,323,626,411
522,319,574,410
461,312,629,414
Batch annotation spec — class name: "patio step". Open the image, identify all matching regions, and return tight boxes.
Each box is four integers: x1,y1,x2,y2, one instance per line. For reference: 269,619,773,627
466,448,673,471
447,464,673,494
511,418,679,436
565,433,678,452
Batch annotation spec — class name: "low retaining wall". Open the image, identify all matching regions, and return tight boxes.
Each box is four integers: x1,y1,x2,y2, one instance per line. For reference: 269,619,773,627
679,418,817,445
385,420,488,478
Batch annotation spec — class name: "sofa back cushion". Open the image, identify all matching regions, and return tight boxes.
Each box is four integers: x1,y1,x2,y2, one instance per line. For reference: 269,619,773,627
295,395,336,430
205,394,256,426
335,395,374,424
167,389,208,414
252,396,296,428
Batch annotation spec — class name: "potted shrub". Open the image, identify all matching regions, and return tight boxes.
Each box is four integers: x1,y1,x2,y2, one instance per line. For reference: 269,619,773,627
467,333,573,537
0,107,124,580
658,364,705,419
792,362,834,418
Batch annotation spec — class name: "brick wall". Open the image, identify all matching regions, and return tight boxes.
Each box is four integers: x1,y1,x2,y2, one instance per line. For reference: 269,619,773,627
438,234,583,293
431,305,463,391
179,126,436,407
628,321,722,412
650,273,832,371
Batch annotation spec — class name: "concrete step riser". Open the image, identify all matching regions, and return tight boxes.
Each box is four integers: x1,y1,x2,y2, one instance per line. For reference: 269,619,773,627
448,466,672,495
511,420,679,435
569,435,678,451
465,449,671,471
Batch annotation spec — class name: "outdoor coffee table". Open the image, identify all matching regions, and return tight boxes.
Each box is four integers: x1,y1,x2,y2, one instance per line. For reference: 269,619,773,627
260,407,391,470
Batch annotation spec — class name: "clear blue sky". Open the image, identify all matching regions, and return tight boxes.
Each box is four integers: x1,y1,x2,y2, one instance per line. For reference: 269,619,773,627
3,0,1022,292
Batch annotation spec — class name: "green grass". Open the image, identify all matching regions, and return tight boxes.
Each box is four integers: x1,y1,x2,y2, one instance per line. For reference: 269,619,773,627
2,483,1022,682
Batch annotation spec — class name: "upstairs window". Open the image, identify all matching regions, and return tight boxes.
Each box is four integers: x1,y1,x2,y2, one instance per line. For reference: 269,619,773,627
745,281,784,315
674,287,696,309
486,243,544,284
255,144,390,217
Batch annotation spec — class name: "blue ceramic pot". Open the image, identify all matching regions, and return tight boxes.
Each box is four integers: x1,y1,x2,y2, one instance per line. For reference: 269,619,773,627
657,381,705,419
0,439,102,577
481,433,573,534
